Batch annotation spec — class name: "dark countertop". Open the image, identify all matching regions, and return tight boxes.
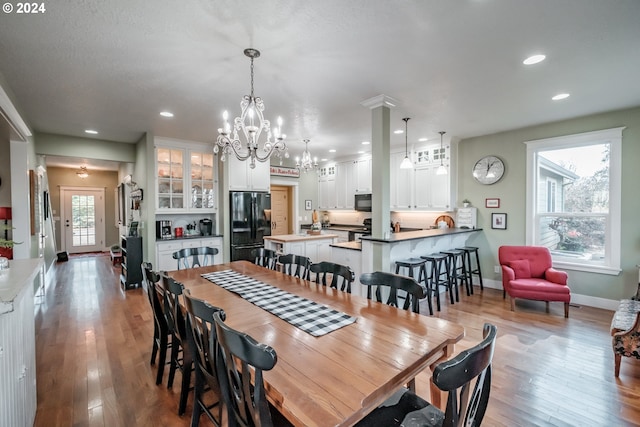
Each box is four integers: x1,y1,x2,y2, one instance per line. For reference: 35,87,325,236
361,228,481,243
156,234,223,242
330,241,362,251
300,223,368,232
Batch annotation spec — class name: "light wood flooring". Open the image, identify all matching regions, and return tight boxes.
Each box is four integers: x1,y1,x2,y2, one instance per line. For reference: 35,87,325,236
33,254,640,426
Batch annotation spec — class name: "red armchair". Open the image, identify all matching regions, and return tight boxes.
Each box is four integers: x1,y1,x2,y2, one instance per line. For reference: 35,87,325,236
498,245,571,317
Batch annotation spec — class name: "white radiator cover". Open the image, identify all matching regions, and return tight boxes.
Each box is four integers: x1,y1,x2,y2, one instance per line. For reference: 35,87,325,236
0,276,37,427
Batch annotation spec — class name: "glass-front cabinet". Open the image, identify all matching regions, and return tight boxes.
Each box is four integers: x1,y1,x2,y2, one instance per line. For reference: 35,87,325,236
157,148,184,209
155,138,218,213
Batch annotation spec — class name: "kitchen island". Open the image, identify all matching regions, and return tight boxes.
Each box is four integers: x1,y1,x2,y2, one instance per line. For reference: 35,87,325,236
263,233,338,263
360,228,482,277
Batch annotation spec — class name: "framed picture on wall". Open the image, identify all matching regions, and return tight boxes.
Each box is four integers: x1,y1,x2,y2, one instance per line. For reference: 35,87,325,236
305,200,312,211
491,213,507,230
485,198,500,208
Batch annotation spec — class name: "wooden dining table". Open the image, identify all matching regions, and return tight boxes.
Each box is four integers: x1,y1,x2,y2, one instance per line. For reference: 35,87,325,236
169,261,465,427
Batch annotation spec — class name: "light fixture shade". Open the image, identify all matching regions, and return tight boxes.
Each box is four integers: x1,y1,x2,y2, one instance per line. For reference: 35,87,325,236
400,117,413,169
400,156,413,169
76,166,89,178
436,131,448,175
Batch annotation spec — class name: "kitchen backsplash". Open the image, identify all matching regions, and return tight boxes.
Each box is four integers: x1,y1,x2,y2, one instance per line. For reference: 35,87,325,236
323,210,449,229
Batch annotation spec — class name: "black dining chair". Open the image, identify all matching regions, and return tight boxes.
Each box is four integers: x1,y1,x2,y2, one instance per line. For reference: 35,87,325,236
355,323,498,427
278,253,312,280
213,312,292,427
310,261,355,293
183,290,225,427
359,271,426,314
172,246,219,270
252,247,278,270
142,262,171,385
160,272,193,415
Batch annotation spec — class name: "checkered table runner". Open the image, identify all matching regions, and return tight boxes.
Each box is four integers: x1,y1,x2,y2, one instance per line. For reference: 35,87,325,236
201,270,357,337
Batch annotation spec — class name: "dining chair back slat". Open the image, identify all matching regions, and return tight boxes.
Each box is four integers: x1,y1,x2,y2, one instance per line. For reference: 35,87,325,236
310,261,355,293
172,246,219,270
360,271,426,313
184,290,225,427
278,253,312,280
213,312,281,427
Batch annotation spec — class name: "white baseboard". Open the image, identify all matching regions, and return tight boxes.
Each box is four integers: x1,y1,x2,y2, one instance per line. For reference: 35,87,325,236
477,278,618,311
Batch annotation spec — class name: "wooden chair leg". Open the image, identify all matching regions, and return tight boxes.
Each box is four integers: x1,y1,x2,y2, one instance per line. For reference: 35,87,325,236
564,302,569,318
545,301,550,313
510,297,516,311
614,353,621,377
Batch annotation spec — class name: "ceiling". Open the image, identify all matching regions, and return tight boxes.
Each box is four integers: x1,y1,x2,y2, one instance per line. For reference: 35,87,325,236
0,0,639,169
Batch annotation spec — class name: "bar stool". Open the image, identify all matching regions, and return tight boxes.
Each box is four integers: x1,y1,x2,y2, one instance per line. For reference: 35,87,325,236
420,253,452,311
441,249,470,297
457,246,484,292
395,258,431,315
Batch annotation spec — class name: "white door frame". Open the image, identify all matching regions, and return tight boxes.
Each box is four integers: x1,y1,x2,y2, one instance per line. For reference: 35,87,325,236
59,186,106,253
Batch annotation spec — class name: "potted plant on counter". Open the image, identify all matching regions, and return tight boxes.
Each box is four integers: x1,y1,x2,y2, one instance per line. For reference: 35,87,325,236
462,199,471,208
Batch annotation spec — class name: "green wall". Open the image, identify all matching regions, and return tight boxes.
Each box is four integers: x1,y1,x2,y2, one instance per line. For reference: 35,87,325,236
458,106,640,303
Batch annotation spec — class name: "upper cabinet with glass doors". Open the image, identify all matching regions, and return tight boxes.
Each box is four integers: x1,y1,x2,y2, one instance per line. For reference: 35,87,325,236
155,138,218,213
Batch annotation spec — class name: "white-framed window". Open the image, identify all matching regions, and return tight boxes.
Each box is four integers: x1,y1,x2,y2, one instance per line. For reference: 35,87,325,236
525,127,624,275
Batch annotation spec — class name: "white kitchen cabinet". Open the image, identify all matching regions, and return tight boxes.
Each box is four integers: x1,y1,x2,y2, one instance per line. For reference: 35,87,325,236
355,158,372,193
335,161,356,209
390,151,413,209
156,236,223,271
227,156,270,191
331,246,363,297
317,164,337,210
156,138,218,213
389,144,451,211
305,239,332,263
263,235,336,263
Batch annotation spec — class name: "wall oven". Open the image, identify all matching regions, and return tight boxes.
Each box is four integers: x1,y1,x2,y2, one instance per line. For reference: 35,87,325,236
354,193,372,212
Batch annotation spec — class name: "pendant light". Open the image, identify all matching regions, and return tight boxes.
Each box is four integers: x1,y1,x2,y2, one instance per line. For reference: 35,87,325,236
436,131,448,175
400,117,413,169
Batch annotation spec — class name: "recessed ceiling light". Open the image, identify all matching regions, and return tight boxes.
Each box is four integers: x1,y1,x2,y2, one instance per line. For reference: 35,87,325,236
552,93,570,101
362,141,370,145
321,158,327,161
523,54,546,65
85,129,98,134
358,151,365,154
394,130,404,134
329,149,336,153
160,111,174,118
418,137,428,142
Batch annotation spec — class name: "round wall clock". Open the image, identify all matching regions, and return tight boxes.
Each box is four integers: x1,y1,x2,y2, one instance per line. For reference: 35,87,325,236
472,155,505,185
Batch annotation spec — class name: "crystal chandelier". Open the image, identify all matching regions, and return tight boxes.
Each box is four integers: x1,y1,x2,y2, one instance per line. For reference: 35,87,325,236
436,131,448,175
296,139,318,173
214,48,288,169
400,117,413,169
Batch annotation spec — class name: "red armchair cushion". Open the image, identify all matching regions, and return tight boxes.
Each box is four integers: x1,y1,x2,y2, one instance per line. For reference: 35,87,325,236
508,260,531,279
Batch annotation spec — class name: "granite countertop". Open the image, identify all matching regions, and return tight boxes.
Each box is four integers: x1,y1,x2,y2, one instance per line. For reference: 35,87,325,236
300,223,368,232
264,233,339,243
361,227,482,243
157,234,223,242
330,241,362,251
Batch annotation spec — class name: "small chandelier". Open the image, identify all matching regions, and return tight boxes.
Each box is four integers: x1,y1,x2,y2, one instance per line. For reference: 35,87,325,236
400,117,413,169
214,48,288,169
76,166,89,178
436,131,448,175
296,139,318,173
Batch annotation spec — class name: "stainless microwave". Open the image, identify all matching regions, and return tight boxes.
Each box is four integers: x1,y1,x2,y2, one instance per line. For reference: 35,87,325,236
354,193,372,212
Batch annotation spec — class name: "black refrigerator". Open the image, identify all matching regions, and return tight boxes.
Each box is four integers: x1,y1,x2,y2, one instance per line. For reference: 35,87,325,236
230,191,272,261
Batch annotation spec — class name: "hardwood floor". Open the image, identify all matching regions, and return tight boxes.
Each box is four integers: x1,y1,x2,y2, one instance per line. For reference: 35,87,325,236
33,254,640,426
